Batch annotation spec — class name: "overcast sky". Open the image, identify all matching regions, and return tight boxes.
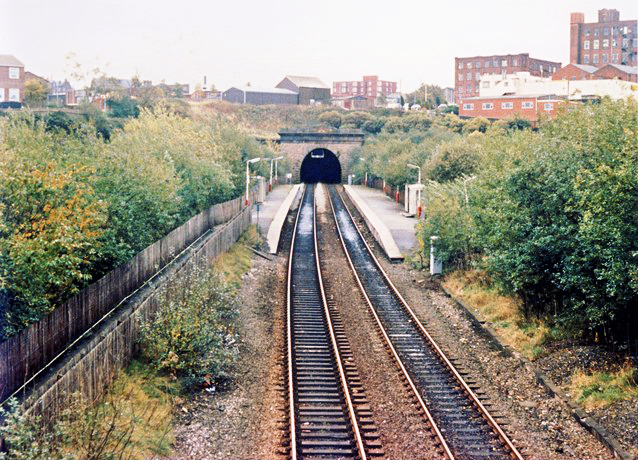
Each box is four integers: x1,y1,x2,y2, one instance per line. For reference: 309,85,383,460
2,0,637,93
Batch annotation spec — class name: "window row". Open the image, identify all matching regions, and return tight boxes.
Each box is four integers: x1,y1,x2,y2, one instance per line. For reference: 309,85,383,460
0,88,20,102
583,53,620,64
462,101,536,111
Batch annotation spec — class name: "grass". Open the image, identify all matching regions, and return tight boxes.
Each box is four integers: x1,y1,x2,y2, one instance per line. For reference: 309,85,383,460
443,269,550,360
568,363,638,410
213,224,261,289
60,360,179,459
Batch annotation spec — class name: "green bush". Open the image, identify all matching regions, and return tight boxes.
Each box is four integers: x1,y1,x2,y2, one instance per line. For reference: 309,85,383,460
139,268,239,390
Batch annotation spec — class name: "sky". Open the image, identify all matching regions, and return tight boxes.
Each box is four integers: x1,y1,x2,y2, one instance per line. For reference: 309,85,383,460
2,0,637,93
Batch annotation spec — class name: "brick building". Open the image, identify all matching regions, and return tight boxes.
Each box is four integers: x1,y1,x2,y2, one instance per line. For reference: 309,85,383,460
454,53,561,104
0,55,25,106
569,9,637,68
332,75,397,107
552,62,637,82
276,75,330,105
459,95,567,122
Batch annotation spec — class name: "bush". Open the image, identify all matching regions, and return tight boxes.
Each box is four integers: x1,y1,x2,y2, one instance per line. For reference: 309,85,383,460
139,268,239,390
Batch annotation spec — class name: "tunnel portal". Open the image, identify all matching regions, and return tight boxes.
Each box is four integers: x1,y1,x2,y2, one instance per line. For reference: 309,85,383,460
299,148,342,183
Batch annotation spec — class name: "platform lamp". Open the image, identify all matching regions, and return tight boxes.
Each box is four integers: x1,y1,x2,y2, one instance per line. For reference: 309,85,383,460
269,156,283,192
245,157,261,206
407,163,422,218
274,156,283,184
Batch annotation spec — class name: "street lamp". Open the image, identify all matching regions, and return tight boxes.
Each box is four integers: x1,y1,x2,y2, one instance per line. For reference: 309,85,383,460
269,156,283,192
274,156,283,184
463,175,477,205
245,157,261,206
360,157,368,186
407,163,422,218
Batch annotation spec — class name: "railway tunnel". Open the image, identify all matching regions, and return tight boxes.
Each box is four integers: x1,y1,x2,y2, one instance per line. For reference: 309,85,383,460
299,148,342,183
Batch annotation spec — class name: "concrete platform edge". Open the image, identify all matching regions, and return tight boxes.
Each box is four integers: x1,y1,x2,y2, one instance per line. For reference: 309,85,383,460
266,184,303,254
343,185,403,261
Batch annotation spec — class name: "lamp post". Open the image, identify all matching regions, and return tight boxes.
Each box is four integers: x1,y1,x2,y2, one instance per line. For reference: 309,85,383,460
245,157,261,206
407,163,422,218
463,175,477,205
360,157,368,186
269,156,283,192
274,156,283,184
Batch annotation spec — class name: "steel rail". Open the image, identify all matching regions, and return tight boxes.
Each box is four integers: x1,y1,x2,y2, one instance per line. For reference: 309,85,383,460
286,183,366,459
329,185,524,460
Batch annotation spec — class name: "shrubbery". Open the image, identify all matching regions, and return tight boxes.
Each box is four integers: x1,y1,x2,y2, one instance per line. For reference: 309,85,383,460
138,268,239,390
0,109,270,338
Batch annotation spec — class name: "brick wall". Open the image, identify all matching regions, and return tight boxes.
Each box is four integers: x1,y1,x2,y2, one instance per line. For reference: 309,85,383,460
0,65,25,103
459,96,565,121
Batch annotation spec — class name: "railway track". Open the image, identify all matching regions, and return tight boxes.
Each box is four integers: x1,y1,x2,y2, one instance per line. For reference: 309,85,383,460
286,184,382,459
326,184,523,460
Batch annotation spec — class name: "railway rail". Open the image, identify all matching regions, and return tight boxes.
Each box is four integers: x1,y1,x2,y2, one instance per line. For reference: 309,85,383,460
326,184,523,460
286,184,382,459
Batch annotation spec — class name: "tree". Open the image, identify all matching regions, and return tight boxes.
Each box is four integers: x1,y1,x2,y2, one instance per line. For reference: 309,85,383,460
319,111,343,129
24,80,49,107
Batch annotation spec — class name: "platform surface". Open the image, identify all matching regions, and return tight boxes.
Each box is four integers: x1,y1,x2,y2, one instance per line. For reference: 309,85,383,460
253,183,419,258
347,185,419,254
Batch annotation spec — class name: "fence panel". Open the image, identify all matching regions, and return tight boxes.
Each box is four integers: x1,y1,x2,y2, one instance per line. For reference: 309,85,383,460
0,197,245,403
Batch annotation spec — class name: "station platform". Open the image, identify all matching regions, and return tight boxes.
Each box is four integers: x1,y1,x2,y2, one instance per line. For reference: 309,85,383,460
252,184,419,259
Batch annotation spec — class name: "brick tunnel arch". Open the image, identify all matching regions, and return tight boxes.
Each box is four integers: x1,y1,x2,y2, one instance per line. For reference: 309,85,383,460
299,148,342,183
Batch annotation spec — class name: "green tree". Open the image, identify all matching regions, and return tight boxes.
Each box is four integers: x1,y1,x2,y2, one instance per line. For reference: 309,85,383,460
319,110,343,129
24,80,49,107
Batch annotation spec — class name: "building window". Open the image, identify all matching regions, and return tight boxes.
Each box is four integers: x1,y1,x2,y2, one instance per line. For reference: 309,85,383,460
485,60,490,68
594,29,599,36
612,38,618,47
584,40,590,50
522,101,534,109
512,58,518,66
8,67,19,79
0,88,4,102
475,73,480,81
466,72,472,80
501,59,507,67
544,103,554,111
603,39,609,49
466,84,472,92
593,54,599,64
463,103,474,110
482,81,490,88
603,27,609,36
459,74,464,81
8,88,19,101
584,54,590,64
612,53,618,63
467,62,472,69
585,29,590,37
482,103,494,110
501,102,513,109
476,61,481,69
593,40,599,50
602,54,609,63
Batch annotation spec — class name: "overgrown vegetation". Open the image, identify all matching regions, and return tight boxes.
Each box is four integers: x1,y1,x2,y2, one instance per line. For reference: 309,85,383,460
0,362,177,459
568,363,638,409
138,268,239,390
0,109,272,339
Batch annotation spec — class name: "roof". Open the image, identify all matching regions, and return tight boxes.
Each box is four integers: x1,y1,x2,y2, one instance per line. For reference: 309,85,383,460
603,64,638,75
0,54,24,67
226,86,298,95
571,64,597,73
282,75,330,89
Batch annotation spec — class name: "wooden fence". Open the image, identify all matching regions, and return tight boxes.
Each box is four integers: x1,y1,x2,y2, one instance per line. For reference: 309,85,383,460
23,206,251,421
0,197,242,403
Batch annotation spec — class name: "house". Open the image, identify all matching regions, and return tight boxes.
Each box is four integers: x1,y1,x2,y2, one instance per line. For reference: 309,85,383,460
276,75,330,105
332,76,397,107
0,54,25,107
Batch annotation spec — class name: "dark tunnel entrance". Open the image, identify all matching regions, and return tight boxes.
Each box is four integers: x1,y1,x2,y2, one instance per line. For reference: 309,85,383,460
299,148,342,183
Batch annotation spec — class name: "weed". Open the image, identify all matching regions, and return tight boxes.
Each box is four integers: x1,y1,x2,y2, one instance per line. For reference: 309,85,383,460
568,363,638,409
443,269,550,359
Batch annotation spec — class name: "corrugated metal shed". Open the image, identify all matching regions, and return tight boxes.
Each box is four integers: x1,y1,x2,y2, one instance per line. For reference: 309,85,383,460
278,75,330,89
